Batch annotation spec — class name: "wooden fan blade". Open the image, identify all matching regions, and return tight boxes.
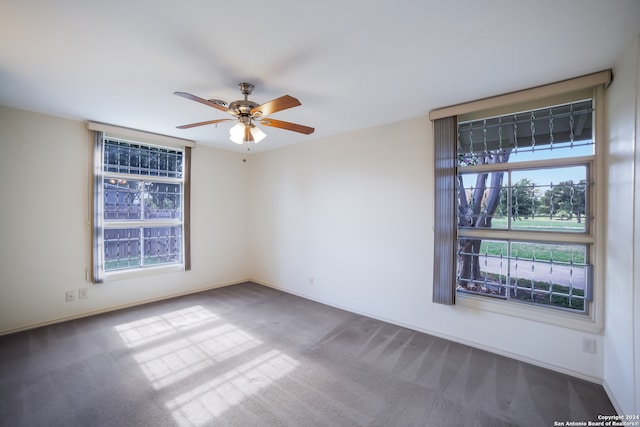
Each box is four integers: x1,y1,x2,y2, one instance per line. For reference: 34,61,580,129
251,95,301,116
176,118,232,129
174,92,229,112
260,118,314,135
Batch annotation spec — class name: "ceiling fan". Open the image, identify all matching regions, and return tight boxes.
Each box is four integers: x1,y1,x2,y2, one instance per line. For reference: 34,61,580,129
174,82,314,144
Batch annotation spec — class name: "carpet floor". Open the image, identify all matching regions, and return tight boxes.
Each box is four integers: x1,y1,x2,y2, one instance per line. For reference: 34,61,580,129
0,282,615,426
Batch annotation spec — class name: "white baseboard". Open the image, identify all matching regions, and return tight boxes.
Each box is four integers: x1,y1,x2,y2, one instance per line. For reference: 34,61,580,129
252,279,604,385
602,380,625,416
0,279,249,336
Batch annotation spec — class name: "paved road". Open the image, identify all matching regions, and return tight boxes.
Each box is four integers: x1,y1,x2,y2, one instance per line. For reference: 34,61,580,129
478,257,586,290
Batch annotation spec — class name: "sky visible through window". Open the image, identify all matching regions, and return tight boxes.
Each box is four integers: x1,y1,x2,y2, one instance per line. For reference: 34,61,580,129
506,141,592,184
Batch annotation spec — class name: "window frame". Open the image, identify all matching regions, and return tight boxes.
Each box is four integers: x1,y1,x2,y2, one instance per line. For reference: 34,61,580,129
89,123,193,283
430,73,608,333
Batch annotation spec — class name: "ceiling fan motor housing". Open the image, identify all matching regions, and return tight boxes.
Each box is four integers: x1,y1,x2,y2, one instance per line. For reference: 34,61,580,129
228,99,259,117
229,82,260,117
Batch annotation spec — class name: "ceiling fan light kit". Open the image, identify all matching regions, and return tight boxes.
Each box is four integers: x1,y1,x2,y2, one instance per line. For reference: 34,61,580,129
174,82,314,145
249,125,266,143
229,122,245,144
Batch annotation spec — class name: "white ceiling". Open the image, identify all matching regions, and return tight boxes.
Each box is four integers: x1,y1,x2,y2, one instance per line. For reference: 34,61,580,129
1,1,640,153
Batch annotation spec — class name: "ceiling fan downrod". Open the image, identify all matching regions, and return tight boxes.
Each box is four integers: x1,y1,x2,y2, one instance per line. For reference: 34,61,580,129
238,82,254,99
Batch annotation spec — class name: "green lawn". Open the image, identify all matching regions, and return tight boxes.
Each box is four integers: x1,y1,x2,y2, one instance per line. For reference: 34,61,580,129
468,216,586,264
478,240,586,264
489,216,585,232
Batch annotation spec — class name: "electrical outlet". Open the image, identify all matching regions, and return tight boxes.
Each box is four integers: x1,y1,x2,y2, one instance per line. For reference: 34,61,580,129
78,288,88,300
583,338,596,354
66,290,76,302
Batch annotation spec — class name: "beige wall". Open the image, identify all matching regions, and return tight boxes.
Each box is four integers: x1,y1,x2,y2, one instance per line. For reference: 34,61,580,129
0,106,250,333
604,35,640,415
247,117,607,382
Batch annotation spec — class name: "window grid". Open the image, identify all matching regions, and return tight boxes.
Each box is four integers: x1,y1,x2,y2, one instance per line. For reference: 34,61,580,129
104,139,183,178
457,164,592,234
455,99,595,314
457,99,594,160
456,238,591,312
101,137,184,273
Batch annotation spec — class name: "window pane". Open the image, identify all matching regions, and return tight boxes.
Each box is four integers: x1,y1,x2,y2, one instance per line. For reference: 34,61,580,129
457,238,508,296
457,172,509,230
458,99,593,167
104,179,141,220
142,226,182,265
104,228,141,270
104,139,183,178
144,182,182,219
457,238,589,312
458,166,589,233
511,166,588,232
508,242,588,312
104,227,182,271
104,180,182,221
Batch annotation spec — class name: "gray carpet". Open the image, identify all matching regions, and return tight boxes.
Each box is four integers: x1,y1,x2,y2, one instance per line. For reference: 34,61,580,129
0,282,615,426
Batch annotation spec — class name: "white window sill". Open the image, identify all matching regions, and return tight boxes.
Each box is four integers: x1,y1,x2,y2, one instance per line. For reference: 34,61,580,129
456,292,602,334
104,263,185,282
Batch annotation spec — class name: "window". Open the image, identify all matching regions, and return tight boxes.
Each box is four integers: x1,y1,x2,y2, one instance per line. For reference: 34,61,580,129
430,70,609,325
456,99,594,313
91,126,192,282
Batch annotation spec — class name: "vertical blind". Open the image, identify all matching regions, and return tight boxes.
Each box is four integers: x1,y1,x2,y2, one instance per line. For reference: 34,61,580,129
432,117,457,305
92,131,105,283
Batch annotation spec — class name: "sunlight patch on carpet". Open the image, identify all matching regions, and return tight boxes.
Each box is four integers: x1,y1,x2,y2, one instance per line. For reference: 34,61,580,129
132,323,263,389
115,305,219,348
166,349,299,426
115,304,300,425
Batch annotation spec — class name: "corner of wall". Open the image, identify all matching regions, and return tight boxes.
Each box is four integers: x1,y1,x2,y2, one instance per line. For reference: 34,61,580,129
603,32,640,415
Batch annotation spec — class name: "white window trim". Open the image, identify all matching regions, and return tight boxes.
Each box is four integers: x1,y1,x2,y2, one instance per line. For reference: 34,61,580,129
88,121,195,148
101,139,185,276
89,123,194,283
429,70,611,120
103,263,185,283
